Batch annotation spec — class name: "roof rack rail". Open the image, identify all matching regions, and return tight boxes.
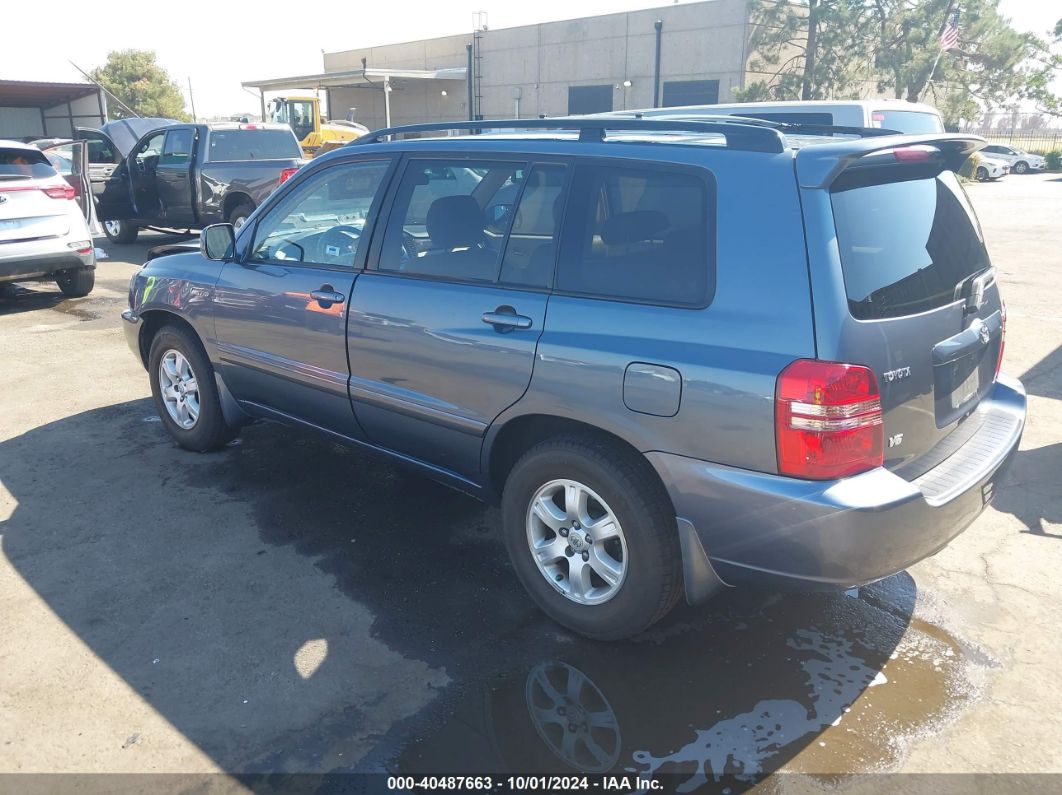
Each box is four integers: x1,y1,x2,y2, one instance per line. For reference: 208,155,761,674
350,118,787,153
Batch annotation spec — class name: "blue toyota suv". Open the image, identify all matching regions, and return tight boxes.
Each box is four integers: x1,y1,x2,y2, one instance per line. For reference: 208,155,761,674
122,117,1026,640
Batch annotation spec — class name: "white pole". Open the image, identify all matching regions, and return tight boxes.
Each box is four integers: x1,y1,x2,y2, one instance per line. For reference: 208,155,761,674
920,48,945,103
383,76,392,128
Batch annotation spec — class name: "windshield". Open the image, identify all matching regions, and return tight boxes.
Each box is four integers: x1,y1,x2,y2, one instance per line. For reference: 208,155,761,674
831,170,990,320
271,100,315,141
0,147,55,181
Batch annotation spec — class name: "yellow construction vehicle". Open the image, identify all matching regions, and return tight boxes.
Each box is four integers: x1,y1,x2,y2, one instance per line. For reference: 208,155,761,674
268,96,369,157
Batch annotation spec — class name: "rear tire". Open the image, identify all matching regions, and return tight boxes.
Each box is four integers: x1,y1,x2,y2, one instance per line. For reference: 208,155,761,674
56,268,95,297
103,219,138,244
1014,161,1028,175
501,435,682,641
976,166,989,182
227,202,255,232
147,324,239,452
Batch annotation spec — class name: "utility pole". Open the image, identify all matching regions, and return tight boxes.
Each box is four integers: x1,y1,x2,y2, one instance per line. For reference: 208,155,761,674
187,77,198,122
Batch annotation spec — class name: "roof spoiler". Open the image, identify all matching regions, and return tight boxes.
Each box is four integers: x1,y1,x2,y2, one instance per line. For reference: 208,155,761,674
795,133,985,189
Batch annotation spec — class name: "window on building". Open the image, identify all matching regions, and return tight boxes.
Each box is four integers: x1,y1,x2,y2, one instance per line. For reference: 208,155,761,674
568,85,614,115
556,163,714,307
661,79,720,108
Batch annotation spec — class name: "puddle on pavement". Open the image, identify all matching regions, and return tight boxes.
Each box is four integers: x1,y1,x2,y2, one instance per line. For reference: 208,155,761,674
0,284,120,322
372,582,989,790
180,414,993,788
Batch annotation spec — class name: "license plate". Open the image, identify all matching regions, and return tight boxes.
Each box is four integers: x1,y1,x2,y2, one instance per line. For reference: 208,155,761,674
0,218,24,231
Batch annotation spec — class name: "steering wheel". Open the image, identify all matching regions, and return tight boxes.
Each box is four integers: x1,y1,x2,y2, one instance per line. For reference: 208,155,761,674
399,230,419,264
315,224,362,266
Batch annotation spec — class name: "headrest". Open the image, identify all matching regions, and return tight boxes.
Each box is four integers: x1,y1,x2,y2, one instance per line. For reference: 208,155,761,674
599,210,668,245
426,195,484,250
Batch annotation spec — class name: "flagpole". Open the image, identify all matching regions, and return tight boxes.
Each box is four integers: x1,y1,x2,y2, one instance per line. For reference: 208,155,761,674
920,48,946,103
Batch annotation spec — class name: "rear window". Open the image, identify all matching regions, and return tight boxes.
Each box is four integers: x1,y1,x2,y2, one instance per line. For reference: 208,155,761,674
831,170,990,320
870,110,944,134
0,147,55,181
206,130,300,162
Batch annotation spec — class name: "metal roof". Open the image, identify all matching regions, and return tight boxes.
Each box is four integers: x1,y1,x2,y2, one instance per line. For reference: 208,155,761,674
0,79,100,108
242,67,467,93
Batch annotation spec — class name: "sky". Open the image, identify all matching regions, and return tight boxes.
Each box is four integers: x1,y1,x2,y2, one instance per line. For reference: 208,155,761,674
0,0,1057,118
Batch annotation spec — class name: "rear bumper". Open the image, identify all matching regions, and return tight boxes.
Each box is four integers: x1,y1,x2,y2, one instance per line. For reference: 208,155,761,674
650,374,1026,591
0,239,94,281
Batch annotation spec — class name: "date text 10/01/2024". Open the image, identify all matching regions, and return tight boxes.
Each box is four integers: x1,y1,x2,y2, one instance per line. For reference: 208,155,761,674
386,776,664,791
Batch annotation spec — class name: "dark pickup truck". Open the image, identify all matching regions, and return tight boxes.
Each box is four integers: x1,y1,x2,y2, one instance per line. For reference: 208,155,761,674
96,122,304,243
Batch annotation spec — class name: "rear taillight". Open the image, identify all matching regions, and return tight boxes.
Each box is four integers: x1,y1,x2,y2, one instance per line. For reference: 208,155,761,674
43,184,76,200
996,301,1006,380
893,146,935,163
776,359,884,480
279,167,298,184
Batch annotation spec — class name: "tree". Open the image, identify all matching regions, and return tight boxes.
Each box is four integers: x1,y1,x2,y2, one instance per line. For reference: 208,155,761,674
738,1,873,101
90,50,189,121
737,1,1058,127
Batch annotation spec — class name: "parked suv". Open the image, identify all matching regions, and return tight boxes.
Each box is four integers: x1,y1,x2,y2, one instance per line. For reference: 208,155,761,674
1,140,97,297
121,118,1026,640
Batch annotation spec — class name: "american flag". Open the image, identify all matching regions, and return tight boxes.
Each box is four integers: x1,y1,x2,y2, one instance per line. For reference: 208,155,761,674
939,10,960,51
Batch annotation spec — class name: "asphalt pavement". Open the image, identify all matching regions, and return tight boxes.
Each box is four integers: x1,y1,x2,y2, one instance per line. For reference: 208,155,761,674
0,173,1059,791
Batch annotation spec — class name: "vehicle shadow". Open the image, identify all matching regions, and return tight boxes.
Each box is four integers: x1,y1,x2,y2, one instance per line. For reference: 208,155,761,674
0,283,71,315
1018,341,1062,401
994,441,1062,539
0,400,964,785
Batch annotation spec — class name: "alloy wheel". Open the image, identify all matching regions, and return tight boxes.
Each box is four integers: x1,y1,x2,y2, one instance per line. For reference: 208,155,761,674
158,349,200,429
525,479,627,605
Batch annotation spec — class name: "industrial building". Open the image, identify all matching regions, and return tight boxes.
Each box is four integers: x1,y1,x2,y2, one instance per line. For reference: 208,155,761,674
245,0,766,131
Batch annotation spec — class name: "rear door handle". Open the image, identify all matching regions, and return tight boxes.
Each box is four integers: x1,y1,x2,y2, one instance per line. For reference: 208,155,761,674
482,305,532,331
311,287,346,307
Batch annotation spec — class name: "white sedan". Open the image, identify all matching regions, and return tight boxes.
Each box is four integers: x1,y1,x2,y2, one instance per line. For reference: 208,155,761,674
981,144,1046,174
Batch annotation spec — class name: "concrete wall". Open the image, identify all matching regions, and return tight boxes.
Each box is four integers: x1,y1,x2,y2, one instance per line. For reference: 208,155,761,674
323,0,752,130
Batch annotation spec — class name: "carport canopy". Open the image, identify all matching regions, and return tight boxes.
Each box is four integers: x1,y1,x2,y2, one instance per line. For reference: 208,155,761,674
242,67,468,128
0,79,100,108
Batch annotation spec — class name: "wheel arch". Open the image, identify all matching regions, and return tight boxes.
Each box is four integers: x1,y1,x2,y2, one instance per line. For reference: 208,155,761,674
222,192,255,222
135,309,199,369
485,414,670,507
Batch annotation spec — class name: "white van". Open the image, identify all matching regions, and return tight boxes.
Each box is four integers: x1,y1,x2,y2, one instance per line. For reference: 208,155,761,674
621,100,945,135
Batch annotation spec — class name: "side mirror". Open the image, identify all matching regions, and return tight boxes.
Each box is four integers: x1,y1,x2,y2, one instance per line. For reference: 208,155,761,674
201,223,235,261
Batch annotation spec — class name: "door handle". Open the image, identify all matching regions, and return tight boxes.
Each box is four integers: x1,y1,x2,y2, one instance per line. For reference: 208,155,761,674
482,305,532,331
311,287,346,307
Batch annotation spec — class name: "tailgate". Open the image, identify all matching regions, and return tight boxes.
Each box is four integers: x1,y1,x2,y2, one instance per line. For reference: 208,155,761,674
824,161,1003,473
0,186,70,243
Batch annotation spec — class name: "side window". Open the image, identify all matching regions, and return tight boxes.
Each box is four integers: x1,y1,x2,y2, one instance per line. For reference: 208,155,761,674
135,132,165,164
378,159,525,283
499,164,568,289
160,129,194,166
250,160,391,268
556,163,714,307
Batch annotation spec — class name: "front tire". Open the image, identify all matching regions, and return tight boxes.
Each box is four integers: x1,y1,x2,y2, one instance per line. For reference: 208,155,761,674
148,324,239,452
502,436,682,640
103,219,138,244
55,268,95,297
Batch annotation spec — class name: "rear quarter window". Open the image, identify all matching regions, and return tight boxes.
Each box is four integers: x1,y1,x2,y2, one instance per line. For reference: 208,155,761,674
556,162,715,307
207,130,301,162
831,170,990,320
